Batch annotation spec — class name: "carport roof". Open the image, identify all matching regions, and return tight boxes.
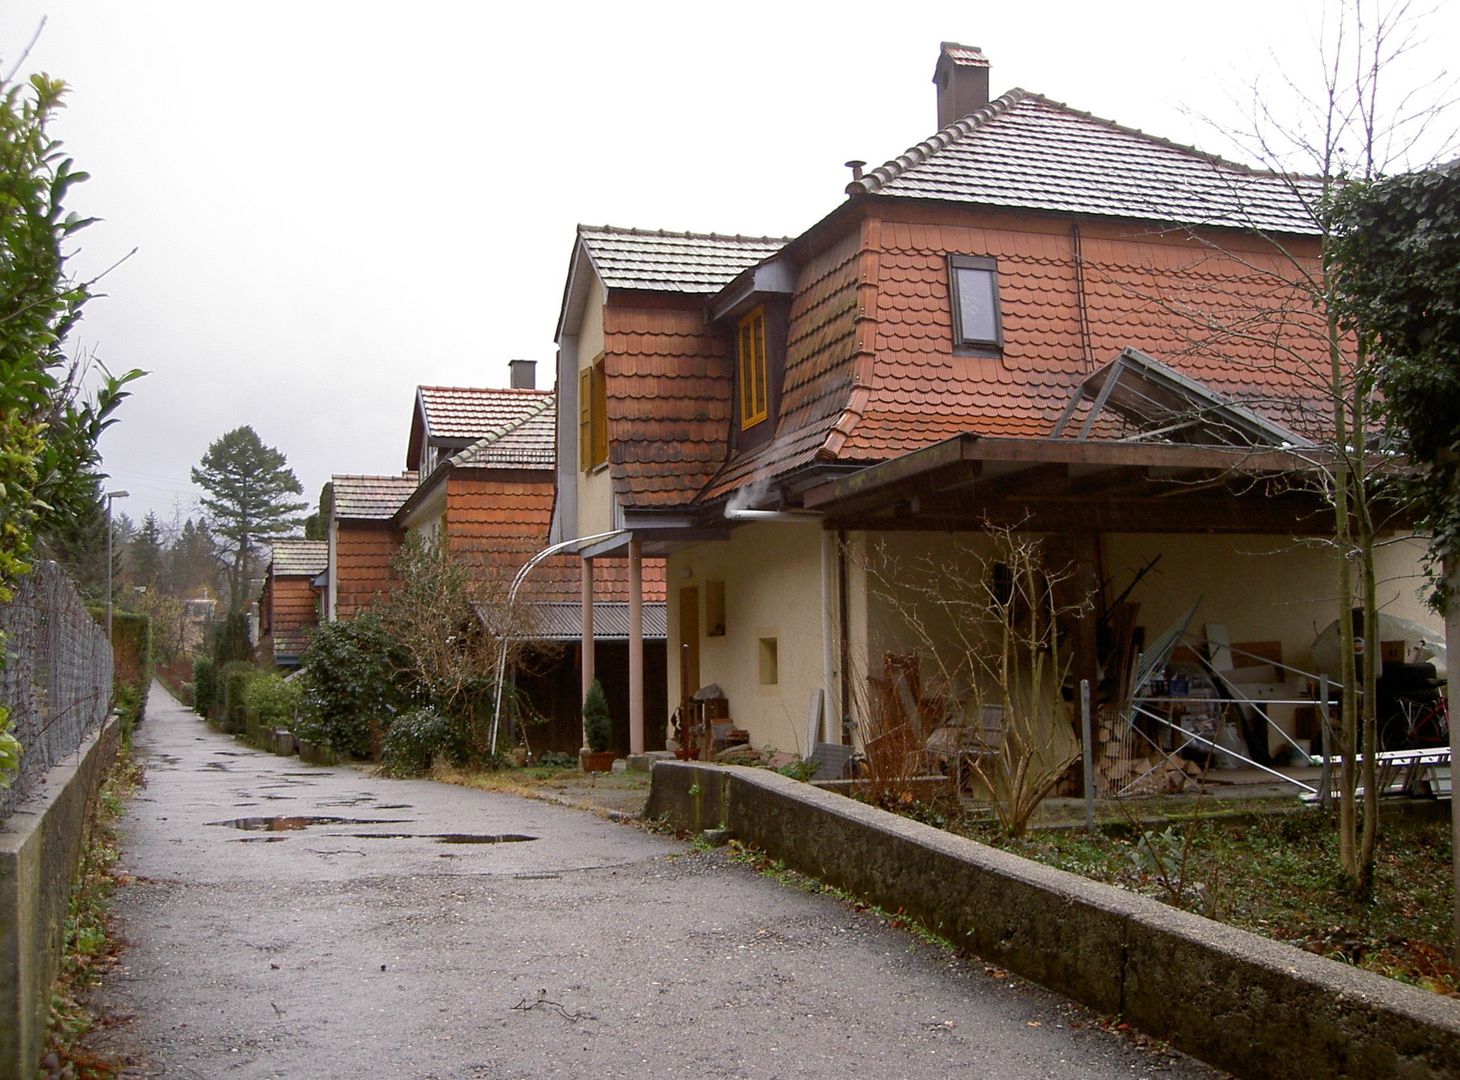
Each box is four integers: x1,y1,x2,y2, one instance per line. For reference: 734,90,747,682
802,433,1373,535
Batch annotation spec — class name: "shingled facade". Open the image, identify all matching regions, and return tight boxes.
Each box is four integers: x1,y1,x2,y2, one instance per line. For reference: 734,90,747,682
552,43,1429,757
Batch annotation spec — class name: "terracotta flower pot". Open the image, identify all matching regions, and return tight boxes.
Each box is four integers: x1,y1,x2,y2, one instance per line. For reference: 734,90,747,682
581,750,616,773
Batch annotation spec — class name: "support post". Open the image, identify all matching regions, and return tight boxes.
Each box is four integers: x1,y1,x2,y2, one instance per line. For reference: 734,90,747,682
1445,554,1459,964
1319,674,1332,815
581,556,594,750
628,536,644,756
1081,679,1095,832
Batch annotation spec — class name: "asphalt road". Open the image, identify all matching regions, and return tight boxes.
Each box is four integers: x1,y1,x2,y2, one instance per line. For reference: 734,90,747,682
84,685,1221,1079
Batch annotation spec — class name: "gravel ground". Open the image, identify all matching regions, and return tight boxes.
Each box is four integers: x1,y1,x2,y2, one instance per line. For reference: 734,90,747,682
77,685,1223,1079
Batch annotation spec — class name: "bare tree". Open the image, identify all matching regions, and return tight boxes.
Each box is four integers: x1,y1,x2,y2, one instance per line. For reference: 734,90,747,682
861,526,1090,836
1171,0,1458,893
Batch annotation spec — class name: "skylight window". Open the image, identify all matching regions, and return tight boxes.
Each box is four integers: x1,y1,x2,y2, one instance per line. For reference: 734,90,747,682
949,255,1003,350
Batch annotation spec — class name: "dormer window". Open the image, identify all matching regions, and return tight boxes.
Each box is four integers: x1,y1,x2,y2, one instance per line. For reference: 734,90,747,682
949,255,1003,351
738,308,769,429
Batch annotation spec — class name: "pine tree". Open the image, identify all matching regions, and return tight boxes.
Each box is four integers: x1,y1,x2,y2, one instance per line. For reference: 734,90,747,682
130,511,165,588
190,426,308,610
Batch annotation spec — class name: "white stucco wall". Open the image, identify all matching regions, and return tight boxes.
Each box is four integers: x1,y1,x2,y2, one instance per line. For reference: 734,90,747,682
667,522,831,754
574,277,615,539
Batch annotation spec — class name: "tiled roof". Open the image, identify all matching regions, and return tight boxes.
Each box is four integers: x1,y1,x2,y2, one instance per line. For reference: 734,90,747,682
579,226,789,294
418,386,555,445
332,473,418,520
851,91,1321,236
266,538,328,577
449,393,556,470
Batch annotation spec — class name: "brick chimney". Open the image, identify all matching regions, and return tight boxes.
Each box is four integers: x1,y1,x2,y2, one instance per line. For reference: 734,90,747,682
933,42,990,129
508,358,536,389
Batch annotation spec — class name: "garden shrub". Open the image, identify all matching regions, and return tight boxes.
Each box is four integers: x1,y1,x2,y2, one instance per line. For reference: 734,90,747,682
191,656,216,718
297,614,413,759
381,706,461,776
245,672,301,730
583,679,612,753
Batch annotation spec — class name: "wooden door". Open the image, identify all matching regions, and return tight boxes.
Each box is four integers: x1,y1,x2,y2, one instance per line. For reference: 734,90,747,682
678,586,700,708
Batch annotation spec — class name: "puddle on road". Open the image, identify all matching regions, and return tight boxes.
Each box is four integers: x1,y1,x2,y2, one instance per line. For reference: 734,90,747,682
207,816,411,832
283,772,332,778
235,836,288,843
202,762,230,772
214,751,247,757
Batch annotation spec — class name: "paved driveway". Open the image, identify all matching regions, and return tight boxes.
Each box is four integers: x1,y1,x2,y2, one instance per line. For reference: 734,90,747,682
87,687,1218,1079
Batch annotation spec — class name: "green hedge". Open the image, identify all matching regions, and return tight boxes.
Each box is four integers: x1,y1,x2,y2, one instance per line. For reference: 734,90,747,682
192,657,216,718
89,606,153,732
219,660,253,734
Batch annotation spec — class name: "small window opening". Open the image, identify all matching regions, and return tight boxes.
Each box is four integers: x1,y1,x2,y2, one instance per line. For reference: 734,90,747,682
758,637,779,685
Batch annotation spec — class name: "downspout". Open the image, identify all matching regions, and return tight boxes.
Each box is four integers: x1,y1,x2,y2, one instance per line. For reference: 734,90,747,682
488,529,627,753
724,506,836,744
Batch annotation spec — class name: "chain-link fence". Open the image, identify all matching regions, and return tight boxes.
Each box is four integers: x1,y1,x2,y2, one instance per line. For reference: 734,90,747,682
0,561,113,821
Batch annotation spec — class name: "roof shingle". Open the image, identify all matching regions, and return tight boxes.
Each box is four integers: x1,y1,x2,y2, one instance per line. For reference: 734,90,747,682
852,91,1321,236
418,386,555,445
332,473,419,520
580,226,789,294
266,538,328,577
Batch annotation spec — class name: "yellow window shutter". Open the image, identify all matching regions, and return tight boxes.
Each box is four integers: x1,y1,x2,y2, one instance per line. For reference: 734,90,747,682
579,367,592,471
592,361,608,465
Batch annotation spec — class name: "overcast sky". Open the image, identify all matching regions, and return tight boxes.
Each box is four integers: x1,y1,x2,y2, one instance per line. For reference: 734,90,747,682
4,1,1456,531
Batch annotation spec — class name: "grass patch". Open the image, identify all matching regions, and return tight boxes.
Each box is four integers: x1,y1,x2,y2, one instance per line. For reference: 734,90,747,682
42,747,144,1078
954,807,1457,995
427,760,652,818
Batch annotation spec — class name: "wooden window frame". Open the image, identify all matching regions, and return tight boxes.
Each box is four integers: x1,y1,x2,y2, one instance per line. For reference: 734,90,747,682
579,354,608,471
948,254,1004,352
737,307,769,430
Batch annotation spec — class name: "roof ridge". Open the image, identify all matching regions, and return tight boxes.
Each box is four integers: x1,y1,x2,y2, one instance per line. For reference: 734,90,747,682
418,384,552,395
330,471,417,480
578,223,794,245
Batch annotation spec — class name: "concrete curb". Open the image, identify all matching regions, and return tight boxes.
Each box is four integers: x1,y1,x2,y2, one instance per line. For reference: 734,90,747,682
647,761,1460,1079
0,716,121,1078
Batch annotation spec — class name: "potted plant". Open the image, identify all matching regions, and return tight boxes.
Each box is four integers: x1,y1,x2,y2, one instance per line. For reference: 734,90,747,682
581,679,616,773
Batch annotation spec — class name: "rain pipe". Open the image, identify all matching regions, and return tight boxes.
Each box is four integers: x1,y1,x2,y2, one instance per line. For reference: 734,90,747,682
723,507,838,746
488,529,627,754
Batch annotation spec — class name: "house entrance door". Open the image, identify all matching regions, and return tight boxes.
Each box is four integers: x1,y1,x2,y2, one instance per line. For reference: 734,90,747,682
678,586,700,709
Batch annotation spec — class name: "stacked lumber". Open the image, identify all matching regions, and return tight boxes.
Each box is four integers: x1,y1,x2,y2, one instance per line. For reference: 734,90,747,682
1092,713,1203,795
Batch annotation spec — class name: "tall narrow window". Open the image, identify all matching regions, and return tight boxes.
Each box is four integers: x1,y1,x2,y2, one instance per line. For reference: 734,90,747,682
949,255,1003,350
738,308,768,429
579,355,608,471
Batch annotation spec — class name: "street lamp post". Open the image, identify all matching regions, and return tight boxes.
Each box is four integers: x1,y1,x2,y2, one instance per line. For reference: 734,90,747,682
104,490,129,641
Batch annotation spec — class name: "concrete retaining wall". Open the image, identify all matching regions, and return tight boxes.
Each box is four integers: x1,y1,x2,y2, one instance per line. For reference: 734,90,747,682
647,761,1460,1079
0,716,121,1078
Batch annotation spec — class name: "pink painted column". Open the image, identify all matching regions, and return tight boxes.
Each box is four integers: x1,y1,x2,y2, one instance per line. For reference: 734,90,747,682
628,536,644,756
581,556,594,750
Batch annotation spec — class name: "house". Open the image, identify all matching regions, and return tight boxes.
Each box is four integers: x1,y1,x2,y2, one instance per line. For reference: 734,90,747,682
257,538,328,667
324,363,668,754
397,365,669,754
326,471,418,620
551,43,1432,772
